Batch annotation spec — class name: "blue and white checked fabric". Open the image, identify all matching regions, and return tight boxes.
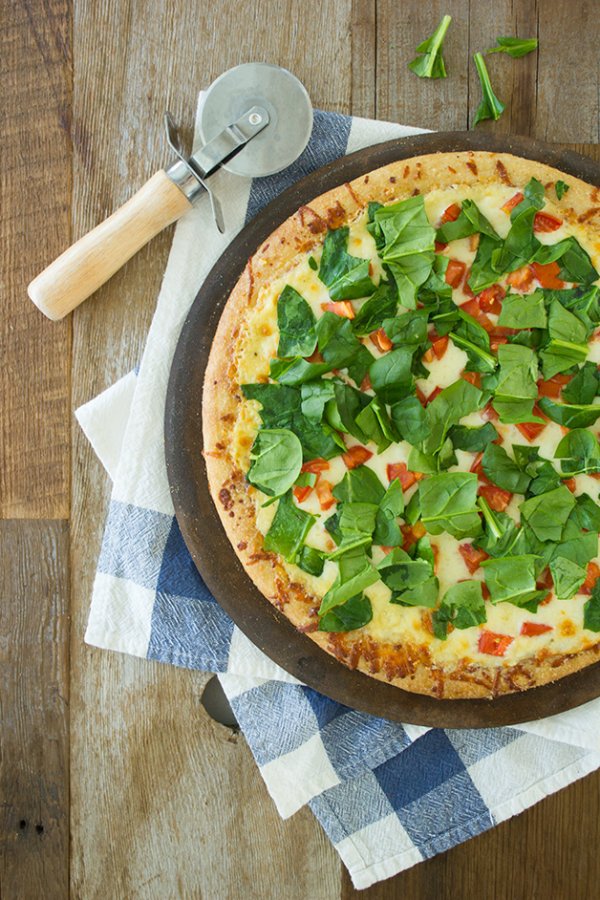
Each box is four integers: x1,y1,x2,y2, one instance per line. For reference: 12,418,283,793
77,96,600,890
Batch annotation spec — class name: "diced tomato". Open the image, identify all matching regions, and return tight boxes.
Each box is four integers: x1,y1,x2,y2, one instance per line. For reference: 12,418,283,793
445,259,467,288
502,192,524,214
431,336,449,359
415,386,428,406
360,372,372,391
490,333,508,353
479,483,513,512
581,562,600,596
521,622,553,637
316,479,336,511
459,543,489,574
460,298,494,333
293,484,313,503
425,385,442,405
301,458,330,474
461,371,482,388
306,348,324,363
370,327,393,352
401,521,426,550
516,406,547,442
342,445,373,469
564,477,577,493
462,268,475,299
322,300,355,319
386,462,425,492
478,630,514,656
470,452,485,477
481,582,491,601
536,567,554,591
441,202,461,223
531,260,564,290
540,592,554,606
423,346,435,363
478,284,506,315
434,240,448,253
537,374,571,399
481,403,499,422
380,546,395,555
432,543,440,573
506,266,534,291
534,212,562,233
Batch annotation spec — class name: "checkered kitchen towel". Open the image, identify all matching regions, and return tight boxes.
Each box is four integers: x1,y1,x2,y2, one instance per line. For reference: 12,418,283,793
77,96,600,890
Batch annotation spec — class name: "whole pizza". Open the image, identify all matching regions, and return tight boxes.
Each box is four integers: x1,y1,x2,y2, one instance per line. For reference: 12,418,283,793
203,149,600,699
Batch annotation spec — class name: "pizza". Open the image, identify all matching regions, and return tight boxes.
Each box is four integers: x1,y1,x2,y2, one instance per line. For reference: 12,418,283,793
203,149,600,699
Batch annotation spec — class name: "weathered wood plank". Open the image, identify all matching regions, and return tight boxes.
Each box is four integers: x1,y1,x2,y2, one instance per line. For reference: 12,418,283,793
0,520,70,899
1,0,72,519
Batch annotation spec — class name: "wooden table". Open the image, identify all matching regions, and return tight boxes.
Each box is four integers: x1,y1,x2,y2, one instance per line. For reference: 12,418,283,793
3,1,600,897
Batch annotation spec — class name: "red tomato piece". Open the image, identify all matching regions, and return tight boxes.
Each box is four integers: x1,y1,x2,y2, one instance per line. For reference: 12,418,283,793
531,260,564,290
415,386,428,406
506,266,534,291
422,347,435,363
460,298,494,332
536,567,554,591
490,333,508,353
478,284,506,314
293,484,313,503
401,521,426,551
316,479,336,511
537,374,571,399
322,300,355,319
481,582,491,601
516,405,548,442
520,622,553,637
534,212,562,233
478,630,514,656
459,543,489,574
563,477,577,493
370,327,393,352
342,445,373,469
435,240,448,253
479,483,513,512
301,458,330,474
425,385,442,405
445,259,467,288
306,348,324,363
386,462,424,492
441,203,461,223
481,403,499,422
470,452,485,477
432,336,449,359
360,372,372,391
581,562,600,596
461,371,482,388
501,192,524,214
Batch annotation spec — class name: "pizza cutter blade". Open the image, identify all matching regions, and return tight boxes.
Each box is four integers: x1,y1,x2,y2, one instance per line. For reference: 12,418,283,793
28,63,313,320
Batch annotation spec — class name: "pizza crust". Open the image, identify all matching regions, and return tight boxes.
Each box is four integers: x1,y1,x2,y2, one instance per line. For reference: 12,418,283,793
203,150,600,699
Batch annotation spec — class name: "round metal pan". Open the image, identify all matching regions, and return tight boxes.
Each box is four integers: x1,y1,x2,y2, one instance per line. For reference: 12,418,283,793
165,131,600,727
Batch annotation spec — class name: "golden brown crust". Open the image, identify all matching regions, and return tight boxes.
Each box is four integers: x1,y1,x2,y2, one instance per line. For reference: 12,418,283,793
203,150,600,699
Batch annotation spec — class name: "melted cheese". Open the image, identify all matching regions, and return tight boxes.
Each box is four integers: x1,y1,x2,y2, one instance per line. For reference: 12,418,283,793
233,183,600,669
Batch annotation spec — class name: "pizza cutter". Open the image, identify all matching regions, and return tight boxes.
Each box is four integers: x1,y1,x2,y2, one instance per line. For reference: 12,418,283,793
28,63,313,320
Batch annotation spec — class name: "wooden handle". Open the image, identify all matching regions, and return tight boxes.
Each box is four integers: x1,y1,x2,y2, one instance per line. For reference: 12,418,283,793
28,170,192,320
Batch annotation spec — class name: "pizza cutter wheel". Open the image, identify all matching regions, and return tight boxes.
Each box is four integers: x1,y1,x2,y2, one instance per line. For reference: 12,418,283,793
28,63,313,320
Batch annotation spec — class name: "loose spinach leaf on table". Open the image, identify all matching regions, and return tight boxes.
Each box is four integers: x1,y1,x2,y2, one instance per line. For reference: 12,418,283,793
584,580,600,632
318,227,376,301
554,429,600,477
409,14,452,79
486,36,538,58
419,472,482,538
481,555,545,610
492,344,541,423
537,397,600,429
246,428,303,496
263,491,315,562
276,285,317,358
449,421,498,452
539,300,589,378
432,581,487,639
390,395,431,444
561,362,600,405
473,52,505,125
351,283,398,335
369,347,415,404
319,593,373,632
482,443,530,493
435,199,500,244
497,291,547,329
519,485,575,542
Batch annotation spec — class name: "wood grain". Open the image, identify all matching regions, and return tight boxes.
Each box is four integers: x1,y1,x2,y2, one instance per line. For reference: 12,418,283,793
1,0,72,518
0,520,69,899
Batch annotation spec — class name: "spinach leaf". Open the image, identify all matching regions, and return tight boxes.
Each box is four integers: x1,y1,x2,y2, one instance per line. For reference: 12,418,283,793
377,547,433,592
355,397,397,451
419,472,482,538
449,421,498,451
473,52,505,124
422,379,484,457
535,236,599,285
417,254,452,306
497,291,547,329
297,545,325,577
537,397,600,429
468,233,505,293
539,300,589,378
269,357,331,385
555,180,570,201
332,382,372,442
318,227,376,300
392,576,440,608
475,499,518,557
527,460,562,496
482,443,530,493
553,530,598,570
570,494,600,532
300,381,336,424
242,382,301,428
436,199,500,244
408,13,452,79
432,581,487,639
247,429,303,496
263,491,315,562
555,429,600,477
369,347,415,404
319,550,379,615
492,344,541,423
450,310,497,373
351,283,398,335
319,593,373,632
404,490,421,525
492,205,540,274
316,311,364,368
330,502,379,558
486,36,538,58
371,196,436,308
382,309,429,347
481,555,544,609
519,485,575,542
390,395,431,444
276,285,317,358
561,362,600,405
333,466,385,504
373,480,404,547
549,557,587,600
584,580,600,632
